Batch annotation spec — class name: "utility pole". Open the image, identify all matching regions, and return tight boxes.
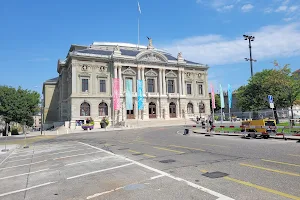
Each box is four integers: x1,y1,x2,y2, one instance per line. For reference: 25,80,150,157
243,35,256,77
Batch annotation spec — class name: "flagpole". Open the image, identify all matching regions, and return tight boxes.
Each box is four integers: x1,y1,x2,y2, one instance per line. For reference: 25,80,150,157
212,108,215,123
221,108,223,124
138,17,140,49
137,1,141,50
229,107,231,122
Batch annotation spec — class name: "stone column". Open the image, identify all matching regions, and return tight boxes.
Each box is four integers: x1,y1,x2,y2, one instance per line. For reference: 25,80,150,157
71,65,77,94
181,70,185,95
162,69,166,95
159,68,163,95
178,69,182,95
137,66,141,119
141,67,146,120
141,67,145,95
118,65,122,96
114,65,118,78
137,66,141,80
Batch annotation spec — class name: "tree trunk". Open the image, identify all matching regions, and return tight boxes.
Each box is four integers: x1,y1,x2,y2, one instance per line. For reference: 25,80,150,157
290,105,295,126
273,107,279,124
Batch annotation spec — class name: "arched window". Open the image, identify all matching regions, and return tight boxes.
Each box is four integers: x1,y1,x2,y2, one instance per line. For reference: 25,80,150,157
187,103,194,114
80,102,90,116
199,102,205,113
99,102,108,116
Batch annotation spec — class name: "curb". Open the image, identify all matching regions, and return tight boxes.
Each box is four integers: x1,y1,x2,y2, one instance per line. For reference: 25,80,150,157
192,131,300,141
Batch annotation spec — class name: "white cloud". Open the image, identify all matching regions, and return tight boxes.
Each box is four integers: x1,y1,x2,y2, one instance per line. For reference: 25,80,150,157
217,4,234,12
289,5,298,12
283,17,293,21
241,4,254,12
275,5,288,12
162,23,300,66
196,0,240,12
264,8,273,13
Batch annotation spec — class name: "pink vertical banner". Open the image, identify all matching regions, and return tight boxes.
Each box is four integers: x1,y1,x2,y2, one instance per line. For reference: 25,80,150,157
113,78,120,110
211,84,216,109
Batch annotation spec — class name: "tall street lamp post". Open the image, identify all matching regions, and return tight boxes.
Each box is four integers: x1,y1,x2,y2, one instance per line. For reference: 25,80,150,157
243,35,256,77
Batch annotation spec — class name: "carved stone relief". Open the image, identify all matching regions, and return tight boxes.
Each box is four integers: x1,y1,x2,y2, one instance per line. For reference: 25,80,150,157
81,64,89,71
145,69,158,77
139,53,165,62
165,70,177,78
122,67,136,75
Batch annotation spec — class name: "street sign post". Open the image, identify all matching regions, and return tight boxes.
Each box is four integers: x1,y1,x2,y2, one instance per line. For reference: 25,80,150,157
268,95,275,119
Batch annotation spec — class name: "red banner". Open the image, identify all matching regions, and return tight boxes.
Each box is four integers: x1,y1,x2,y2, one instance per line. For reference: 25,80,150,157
113,78,120,110
211,84,216,109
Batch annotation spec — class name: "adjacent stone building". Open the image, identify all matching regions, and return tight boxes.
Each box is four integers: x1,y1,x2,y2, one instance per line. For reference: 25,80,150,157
43,39,210,129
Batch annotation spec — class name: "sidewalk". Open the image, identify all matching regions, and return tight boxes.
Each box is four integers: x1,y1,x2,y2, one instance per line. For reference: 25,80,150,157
191,128,300,140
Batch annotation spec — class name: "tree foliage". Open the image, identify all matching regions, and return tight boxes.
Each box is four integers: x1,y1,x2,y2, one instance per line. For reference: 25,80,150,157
210,93,221,112
0,86,40,126
236,61,300,115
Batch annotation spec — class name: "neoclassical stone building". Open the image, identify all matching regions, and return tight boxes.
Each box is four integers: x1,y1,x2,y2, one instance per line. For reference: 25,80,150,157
43,40,210,129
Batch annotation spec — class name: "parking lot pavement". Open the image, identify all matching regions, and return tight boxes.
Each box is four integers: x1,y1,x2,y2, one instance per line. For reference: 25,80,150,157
0,141,234,200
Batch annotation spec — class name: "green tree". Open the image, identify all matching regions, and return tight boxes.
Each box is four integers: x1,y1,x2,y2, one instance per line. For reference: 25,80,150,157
0,86,40,127
210,93,221,112
236,61,300,123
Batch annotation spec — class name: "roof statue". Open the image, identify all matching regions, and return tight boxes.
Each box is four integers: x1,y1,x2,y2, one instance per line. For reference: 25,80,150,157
112,45,121,56
114,45,120,51
147,36,153,49
177,52,183,59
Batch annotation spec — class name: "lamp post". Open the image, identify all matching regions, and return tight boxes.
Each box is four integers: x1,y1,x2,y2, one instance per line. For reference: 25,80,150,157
40,98,44,135
243,35,256,77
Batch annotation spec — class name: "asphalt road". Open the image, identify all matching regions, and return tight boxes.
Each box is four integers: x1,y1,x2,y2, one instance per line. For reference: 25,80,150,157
0,126,299,200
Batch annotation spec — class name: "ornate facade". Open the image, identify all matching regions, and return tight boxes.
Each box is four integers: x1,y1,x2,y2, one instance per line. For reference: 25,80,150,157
43,40,210,129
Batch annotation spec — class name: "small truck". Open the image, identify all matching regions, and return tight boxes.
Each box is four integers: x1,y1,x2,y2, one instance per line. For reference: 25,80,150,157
241,119,276,138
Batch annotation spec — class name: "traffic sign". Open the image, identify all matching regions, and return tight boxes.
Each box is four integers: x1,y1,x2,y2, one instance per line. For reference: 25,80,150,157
268,95,273,103
269,103,274,109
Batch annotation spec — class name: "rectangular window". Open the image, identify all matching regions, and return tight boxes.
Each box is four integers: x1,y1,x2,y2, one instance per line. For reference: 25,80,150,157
147,79,154,92
100,80,106,93
168,80,174,93
199,84,203,95
82,79,89,92
187,84,192,95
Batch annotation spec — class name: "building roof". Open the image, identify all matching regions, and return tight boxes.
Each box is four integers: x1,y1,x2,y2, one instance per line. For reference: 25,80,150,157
44,77,58,83
72,46,202,65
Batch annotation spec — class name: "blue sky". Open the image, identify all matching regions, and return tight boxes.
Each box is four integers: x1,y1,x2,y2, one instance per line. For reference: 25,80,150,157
1,0,300,94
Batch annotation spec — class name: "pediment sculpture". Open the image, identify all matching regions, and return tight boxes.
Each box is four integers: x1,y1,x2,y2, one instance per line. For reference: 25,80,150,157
145,69,158,77
122,67,136,75
165,70,177,78
139,53,165,62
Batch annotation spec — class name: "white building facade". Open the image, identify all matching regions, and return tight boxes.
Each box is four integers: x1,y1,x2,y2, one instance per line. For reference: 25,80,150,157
43,40,210,129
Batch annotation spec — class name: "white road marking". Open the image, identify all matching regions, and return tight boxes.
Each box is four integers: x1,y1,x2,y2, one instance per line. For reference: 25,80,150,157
87,186,124,199
53,151,103,160
79,142,235,200
0,168,49,180
67,163,134,180
6,157,37,163
10,147,90,159
150,174,165,180
0,149,15,166
0,182,55,197
65,156,115,166
86,174,165,199
0,160,47,170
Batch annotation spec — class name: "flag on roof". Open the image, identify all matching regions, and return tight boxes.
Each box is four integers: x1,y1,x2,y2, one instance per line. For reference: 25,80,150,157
138,1,142,14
